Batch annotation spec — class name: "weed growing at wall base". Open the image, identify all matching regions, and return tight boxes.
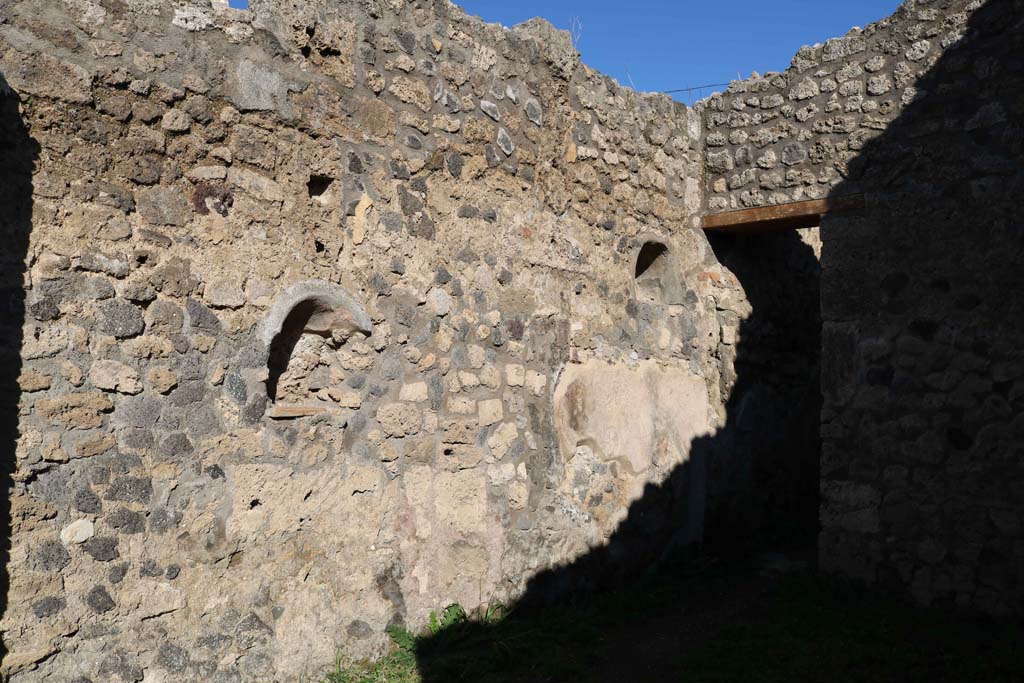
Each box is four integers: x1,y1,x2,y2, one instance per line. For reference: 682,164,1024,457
322,603,505,683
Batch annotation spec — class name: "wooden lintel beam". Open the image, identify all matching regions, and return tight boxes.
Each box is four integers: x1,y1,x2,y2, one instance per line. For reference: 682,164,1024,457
701,194,865,233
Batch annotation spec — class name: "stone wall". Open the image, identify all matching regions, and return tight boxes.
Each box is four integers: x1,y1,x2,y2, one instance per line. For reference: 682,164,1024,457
4,0,1016,677
819,0,1024,616
700,0,1024,615
0,0,753,679
701,0,980,212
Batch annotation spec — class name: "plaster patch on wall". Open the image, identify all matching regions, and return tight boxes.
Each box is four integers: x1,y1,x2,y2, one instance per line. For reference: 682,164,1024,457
554,360,711,481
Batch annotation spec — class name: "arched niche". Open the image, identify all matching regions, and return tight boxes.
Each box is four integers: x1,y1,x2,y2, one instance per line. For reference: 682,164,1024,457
257,281,373,418
633,236,687,306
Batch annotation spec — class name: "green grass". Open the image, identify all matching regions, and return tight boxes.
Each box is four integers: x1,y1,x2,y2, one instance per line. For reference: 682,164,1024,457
321,648,420,683
322,564,1024,683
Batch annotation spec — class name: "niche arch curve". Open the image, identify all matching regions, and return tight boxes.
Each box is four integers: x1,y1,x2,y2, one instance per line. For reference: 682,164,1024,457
257,280,374,410
632,235,687,306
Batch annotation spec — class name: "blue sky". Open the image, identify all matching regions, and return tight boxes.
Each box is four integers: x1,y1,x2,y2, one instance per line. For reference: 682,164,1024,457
227,0,902,103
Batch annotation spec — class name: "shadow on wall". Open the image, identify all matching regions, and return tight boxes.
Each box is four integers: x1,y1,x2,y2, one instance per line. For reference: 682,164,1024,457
0,78,41,658
408,0,1024,669
411,228,821,679
703,230,821,551
818,0,1024,611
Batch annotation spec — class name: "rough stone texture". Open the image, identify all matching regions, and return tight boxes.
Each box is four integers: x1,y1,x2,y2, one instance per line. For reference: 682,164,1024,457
701,0,986,213
2,0,1016,679
701,0,1024,616
815,0,1024,616
0,0,722,680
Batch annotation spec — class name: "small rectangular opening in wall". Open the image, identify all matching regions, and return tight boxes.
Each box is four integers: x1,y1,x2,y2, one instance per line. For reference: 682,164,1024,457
701,194,865,234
